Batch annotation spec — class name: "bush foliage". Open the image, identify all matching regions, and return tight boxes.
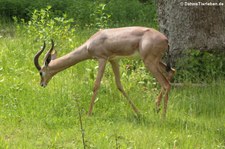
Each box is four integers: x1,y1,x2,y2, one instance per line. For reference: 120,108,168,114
175,50,225,83
0,0,157,27
14,6,75,42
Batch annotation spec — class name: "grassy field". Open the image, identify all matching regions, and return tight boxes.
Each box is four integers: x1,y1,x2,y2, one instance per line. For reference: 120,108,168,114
0,25,225,148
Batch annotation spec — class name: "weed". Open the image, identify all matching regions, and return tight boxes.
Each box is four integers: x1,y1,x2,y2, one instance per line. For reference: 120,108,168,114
13,6,75,42
175,49,225,83
90,3,111,29
75,97,86,149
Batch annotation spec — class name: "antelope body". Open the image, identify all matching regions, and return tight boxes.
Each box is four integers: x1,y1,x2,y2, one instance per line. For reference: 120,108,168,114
34,26,175,116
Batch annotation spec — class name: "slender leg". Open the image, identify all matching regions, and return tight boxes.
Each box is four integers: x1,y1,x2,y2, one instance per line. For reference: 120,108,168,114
155,88,164,113
155,62,175,113
159,62,175,81
144,61,170,117
88,59,107,116
159,62,174,116
163,83,170,116
110,60,139,115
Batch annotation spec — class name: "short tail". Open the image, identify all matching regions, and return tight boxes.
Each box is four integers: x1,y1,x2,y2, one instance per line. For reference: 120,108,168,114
166,44,172,72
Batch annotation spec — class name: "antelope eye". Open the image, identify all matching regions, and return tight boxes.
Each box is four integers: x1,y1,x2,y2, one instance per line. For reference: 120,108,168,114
39,72,42,76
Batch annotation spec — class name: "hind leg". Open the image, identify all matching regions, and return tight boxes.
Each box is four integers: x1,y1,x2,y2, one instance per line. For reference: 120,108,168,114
159,62,176,81
155,87,164,113
156,62,175,112
139,33,171,116
143,59,171,117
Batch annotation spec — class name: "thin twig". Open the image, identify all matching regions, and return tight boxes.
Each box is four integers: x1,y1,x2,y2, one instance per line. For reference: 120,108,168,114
75,98,86,149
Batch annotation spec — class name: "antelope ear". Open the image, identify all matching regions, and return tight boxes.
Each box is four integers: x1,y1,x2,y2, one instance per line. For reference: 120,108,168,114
45,55,52,66
45,50,57,66
51,50,57,60
44,39,56,66
44,50,57,66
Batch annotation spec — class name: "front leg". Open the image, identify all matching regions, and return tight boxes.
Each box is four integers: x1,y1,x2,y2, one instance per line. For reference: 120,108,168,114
88,59,107,116
110,60,139,115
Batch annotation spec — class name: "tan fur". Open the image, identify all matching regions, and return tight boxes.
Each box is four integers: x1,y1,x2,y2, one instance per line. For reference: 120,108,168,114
35,26,175,117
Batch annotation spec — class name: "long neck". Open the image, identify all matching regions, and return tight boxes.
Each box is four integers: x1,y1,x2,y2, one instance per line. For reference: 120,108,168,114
48,44,91,74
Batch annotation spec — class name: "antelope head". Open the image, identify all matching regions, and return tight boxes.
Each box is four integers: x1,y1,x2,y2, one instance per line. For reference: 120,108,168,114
34,40,57,87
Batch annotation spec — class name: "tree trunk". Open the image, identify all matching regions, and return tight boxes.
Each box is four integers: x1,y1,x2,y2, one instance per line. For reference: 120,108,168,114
157,0,225,57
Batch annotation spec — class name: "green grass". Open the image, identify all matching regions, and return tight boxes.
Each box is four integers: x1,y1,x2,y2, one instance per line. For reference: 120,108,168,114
0,27,225,149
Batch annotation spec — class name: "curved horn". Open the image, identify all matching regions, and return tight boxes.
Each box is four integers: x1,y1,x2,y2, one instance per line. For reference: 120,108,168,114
44,39,55,65
34,41,46,70
45,39,54,57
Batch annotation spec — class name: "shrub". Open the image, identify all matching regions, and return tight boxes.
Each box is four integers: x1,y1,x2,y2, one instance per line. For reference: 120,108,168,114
175,50,225,83
0,0,157,27
14,6,75,42
106,0,157,27
90,3,111,29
